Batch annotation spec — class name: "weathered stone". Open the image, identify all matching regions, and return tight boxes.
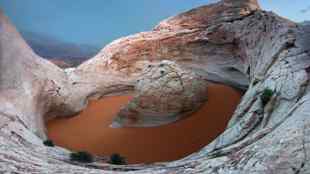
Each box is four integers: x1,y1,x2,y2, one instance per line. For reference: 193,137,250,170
1,0,310,173
111,60,208,127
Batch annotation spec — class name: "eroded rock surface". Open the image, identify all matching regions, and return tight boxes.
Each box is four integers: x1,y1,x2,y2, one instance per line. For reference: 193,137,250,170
111,60,208,127
1,0,310,173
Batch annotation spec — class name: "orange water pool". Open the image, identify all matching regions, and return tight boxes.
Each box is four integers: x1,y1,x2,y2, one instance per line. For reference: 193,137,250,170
47,84,241,164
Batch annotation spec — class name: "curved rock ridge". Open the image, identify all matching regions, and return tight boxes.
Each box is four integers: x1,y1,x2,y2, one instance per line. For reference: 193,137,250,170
76,0,256,90
111,60,208,127
1,0,310,173
154,0,260,31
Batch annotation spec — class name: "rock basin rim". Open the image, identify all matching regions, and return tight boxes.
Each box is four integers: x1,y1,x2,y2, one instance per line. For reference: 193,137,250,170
1,0,310,173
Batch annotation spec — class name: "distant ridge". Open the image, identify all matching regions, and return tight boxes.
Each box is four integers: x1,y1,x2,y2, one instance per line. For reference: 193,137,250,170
301,20,310,25
21,30,101,67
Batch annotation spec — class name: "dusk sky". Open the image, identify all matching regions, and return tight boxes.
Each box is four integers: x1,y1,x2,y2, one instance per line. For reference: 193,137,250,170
0,0,309,48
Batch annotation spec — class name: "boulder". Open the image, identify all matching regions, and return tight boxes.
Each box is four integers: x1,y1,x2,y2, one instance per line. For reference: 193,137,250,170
111,60,208,127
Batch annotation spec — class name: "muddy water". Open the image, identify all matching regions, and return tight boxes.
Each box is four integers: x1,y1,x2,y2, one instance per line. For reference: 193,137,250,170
47,84,241,164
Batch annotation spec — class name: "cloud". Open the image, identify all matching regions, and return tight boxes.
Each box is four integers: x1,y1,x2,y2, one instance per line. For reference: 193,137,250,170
300,6,310,13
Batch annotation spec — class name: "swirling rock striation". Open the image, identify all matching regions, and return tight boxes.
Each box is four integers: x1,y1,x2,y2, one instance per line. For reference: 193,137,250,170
1,0,310,173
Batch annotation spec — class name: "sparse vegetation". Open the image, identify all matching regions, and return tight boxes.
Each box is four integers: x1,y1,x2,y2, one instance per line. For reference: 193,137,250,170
70,151,94,163
261,88,274,106
109,153,127,165
43,139,54,147
252,78,260,86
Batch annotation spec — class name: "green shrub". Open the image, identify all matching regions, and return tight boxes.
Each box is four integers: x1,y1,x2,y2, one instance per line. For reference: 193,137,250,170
261,88,274,106
43,139,54,147
70,151,94,163
109,153,127,165
252,78,260,86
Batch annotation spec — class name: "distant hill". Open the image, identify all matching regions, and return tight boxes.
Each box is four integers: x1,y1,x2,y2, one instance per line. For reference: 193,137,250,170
21,31,101,68
301,21,310,26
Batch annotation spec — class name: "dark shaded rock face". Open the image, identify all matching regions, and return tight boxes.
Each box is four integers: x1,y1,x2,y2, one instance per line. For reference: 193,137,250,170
1,0,310,173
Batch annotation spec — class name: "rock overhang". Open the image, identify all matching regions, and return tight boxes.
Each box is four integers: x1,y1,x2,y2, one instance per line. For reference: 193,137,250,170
1,0,310,173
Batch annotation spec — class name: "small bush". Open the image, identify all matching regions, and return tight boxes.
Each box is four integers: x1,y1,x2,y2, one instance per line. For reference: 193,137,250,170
261,88,274,106
252,78,260,86
109,153,127,165
70,151,94,163
43,139,54,147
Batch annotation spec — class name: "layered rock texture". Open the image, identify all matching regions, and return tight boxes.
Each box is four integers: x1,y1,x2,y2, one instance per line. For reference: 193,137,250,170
112,60,209,127
1,0,310,173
